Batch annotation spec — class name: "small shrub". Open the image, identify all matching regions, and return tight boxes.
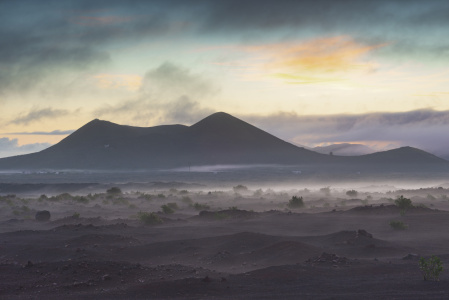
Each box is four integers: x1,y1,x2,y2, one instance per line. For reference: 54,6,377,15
157,193,166,199
394,195,413,210
107,187,122,195
253,189,263,197
72,212,80,219
161,205,174,214
389,220,408,230
193,203,210,211
112,198,129,205
138,193,153,201
233,185,248,193
75,196,89,204
346,190,358,197
320,187,331,196
419,256,443,281
178,190,189,195
138,212,163,225
288,196,305,209
214,212,230,220
51,193,72,201
181,196,193,204
167,202,179,210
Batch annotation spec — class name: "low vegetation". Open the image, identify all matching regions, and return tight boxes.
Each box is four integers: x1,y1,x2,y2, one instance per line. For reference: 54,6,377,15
346,190,358,197
161,204,175,214
419,256,443,281
137,211,163,225
288,196,305,209
107,187,122,195
233,185,248,193
394,195,413,210
389,220,408,230
193,202,210,211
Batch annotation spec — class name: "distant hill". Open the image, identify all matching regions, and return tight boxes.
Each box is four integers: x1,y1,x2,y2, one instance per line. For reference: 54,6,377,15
0,112,446,170
352,146,446,164
313,143,375,156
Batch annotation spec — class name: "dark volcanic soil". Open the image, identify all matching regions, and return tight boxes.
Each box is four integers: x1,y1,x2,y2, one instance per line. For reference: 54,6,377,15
1,185,449,299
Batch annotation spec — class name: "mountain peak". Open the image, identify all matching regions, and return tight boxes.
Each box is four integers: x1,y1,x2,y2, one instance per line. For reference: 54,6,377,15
191,112,240,128
189,112,256,135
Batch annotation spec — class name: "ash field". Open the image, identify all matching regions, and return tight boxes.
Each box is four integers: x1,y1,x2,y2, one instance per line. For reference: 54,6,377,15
1,169,449,299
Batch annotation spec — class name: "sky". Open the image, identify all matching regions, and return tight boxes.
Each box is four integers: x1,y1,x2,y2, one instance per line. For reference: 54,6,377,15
1,0,449,158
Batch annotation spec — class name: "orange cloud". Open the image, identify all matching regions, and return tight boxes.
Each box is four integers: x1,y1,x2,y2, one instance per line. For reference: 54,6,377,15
92,74,142,91
247,36,386,74
208,37,386,84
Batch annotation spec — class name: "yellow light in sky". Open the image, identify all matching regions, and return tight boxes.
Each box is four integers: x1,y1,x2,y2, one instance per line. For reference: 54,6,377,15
92,74,142,91
240,36,387,83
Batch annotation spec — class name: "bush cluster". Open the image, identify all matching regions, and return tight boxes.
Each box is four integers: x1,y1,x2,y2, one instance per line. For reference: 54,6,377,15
419,256,443,281
288,196,305,209
138,212,163,225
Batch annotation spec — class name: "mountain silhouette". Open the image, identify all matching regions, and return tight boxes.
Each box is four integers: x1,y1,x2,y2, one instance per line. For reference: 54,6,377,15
0,112,446,170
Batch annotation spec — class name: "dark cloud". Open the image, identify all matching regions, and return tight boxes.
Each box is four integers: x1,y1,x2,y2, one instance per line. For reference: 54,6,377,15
0,1,182,95
242,109,449,158
1,0,448,95
11,108,70,125
0,137,51,158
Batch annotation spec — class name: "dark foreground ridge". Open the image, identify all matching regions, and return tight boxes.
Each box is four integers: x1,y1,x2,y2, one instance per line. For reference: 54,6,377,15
0,112,446,170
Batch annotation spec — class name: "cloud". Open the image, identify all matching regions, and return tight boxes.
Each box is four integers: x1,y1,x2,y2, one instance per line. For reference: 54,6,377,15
141,62,218,98
6,130,75,135
242,109,449,158
225,36,386,84
0,137,51,158
11,108,70,125
93,62,216,125
0,1,184,95
163,96,214,124
1,0,448,97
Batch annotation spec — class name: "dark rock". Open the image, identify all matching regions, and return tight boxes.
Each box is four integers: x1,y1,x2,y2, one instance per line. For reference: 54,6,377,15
102,274,112,281
402,253,419,260
35,210,51,222
357,229,373,238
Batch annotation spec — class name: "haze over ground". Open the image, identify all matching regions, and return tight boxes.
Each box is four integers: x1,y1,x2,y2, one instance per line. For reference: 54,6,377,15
1,1,449,159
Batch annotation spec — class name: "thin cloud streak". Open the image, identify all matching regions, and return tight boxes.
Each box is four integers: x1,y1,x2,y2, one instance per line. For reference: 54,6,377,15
6,130,75,135
10,108,70,125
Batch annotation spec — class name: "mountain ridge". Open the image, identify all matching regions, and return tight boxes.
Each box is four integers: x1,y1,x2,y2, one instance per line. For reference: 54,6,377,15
0,112,446,170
